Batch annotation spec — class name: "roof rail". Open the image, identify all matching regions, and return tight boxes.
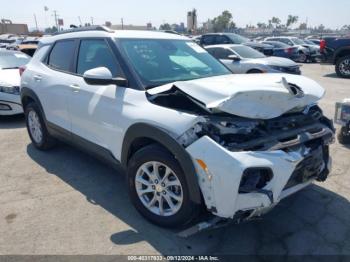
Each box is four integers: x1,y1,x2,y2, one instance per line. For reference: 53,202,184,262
53,25,114,35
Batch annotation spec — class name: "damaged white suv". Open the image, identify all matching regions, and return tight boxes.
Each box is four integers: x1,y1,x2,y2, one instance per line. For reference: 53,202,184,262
21,27,335,228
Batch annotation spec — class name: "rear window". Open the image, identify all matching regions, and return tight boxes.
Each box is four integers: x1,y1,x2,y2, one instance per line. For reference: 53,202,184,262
48,40,76,72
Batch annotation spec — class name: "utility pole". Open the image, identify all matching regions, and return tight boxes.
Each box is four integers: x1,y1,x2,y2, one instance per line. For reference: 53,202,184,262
91,17,94,25
53,10,59,31
34,14,39,31
78,16,82,27
121,18,124,29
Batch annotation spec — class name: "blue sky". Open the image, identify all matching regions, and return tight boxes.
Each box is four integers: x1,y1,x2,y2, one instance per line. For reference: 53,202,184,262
2,0,349,30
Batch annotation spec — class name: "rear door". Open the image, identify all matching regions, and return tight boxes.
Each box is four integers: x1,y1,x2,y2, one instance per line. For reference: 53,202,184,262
38,39,77,131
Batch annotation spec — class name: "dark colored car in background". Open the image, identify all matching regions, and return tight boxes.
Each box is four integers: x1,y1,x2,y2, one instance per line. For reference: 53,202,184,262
200,33,274,56
320,36,350,78
262,41,299,61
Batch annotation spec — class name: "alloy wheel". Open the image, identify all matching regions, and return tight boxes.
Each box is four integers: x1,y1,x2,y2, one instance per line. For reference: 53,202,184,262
28,110,43,144
135,161,183,217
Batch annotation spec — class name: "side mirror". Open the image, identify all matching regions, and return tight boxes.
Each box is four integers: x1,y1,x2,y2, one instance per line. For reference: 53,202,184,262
83,67,128,86
227,54,241,61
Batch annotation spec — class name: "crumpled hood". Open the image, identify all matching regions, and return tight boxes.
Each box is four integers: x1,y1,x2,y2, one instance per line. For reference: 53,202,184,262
147,74,325,119
0,69,21,86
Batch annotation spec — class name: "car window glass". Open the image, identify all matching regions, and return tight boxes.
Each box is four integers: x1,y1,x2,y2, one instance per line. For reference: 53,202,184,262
202,35,215,45
215,48,233,59
215,35,231,44
48,40,75,72
120,39,230,88
77,39,118,77
0,52,30,69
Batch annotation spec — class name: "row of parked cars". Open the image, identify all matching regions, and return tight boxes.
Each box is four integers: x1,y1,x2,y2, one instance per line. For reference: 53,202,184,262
194,32,350,78
0,26,340,232
0,35,40,57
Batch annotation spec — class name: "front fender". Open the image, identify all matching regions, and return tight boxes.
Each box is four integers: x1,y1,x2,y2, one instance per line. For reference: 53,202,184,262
121,123,202,204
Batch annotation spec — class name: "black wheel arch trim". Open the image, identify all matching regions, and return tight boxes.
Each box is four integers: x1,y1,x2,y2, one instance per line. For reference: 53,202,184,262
20,87,46,121
334,47,350,62
121,123,202,204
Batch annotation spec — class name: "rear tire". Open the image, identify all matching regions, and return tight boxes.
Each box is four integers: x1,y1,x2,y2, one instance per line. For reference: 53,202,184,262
24,102,56,150
335,55,350,78
127,144,200,228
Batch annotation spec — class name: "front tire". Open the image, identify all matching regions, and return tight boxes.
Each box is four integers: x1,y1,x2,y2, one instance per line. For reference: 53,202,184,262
335,55,350,78
127,144,200,228
24,102,56,150
299,52,308,63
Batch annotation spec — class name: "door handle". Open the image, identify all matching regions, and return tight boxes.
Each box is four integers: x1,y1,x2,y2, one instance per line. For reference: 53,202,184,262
70,84,80,93
33,75,42,81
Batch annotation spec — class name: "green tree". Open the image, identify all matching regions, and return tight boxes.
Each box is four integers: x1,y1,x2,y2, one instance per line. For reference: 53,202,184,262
286,15,299,28
299,23,307,30
159,23,172,31
257,22,267,29
212,11,236,32
44,26,58,34
271,17,281,28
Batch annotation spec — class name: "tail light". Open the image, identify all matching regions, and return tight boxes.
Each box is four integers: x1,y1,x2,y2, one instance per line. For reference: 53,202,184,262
19,66,26,76
320,40,326,52
285,48,293,54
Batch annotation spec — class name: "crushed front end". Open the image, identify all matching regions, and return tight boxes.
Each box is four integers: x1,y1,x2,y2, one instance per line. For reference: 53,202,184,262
180,105,335,220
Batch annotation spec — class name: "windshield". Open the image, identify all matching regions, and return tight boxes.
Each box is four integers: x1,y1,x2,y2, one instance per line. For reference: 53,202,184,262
292,38,306,45
119,39,231,88
226,34,250,44
0,52,30,69
230,45,266,59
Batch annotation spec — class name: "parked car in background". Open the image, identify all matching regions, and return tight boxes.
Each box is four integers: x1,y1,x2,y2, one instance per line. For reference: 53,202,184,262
0,50,30,115
265,36,318,62
21,27,334,228
335,98,350,144
308,39,321,46
320,36,350,78
303,39,319,47
261,41,299,61
0,39,15,49
206,44,301,75
6,38,39,57
200,33,274,56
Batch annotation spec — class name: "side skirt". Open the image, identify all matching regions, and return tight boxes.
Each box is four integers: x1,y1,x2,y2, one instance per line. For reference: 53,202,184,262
46,121,122,171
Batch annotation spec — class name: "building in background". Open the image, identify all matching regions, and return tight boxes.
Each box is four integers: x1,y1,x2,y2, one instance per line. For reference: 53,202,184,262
187,9,198,34
0,19,28,35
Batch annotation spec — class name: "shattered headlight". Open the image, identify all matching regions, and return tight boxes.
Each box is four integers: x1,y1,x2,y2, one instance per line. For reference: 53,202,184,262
0,83,20,95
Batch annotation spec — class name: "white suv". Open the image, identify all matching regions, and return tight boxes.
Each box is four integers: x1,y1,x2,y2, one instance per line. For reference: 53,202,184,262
21,26,334,228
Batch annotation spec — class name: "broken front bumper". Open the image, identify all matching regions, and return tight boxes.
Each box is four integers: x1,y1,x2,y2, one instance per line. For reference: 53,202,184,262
186,136,332,219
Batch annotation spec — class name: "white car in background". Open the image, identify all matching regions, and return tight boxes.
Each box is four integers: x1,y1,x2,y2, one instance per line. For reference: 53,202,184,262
206,44,301,75
0,50,30,115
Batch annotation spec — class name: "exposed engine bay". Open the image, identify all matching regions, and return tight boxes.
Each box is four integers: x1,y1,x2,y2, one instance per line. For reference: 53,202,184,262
148,85,334,153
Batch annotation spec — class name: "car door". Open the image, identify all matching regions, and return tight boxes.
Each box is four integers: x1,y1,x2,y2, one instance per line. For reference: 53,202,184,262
216,47,243,73
67,38,126,150
38,39,78,131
